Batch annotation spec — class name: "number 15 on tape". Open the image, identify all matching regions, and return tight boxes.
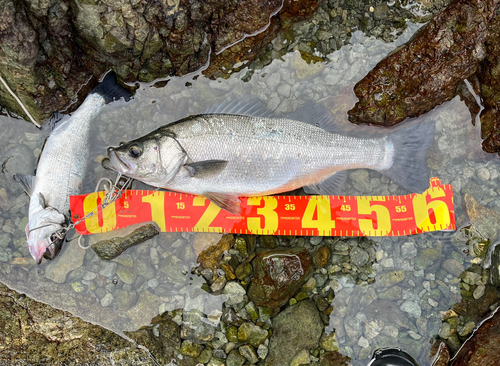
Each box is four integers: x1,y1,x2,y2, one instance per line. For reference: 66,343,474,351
70,177,455,236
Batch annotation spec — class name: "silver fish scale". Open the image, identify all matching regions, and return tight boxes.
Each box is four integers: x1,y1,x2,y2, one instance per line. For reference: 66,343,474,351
31,94,105,216
164,114,391,196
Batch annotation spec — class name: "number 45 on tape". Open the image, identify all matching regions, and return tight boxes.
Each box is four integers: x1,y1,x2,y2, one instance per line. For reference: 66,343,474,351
70,177,455,237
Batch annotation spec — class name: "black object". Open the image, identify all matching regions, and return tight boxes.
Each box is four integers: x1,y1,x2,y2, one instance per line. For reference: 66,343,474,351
367,348,419,366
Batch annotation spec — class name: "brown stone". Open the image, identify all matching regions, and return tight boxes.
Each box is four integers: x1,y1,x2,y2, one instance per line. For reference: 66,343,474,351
247,247,313,308
313,245,330,268
197,234,234,271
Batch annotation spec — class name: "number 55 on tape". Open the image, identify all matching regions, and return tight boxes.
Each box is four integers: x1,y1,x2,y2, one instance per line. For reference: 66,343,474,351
69,177,456,237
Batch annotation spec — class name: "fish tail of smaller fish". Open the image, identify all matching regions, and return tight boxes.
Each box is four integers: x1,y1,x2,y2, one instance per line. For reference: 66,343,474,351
379,121,435,193
91,71,132,104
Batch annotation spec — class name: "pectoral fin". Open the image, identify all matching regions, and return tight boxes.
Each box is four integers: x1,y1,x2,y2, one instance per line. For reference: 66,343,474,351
204,192,242,215
184,160,228,178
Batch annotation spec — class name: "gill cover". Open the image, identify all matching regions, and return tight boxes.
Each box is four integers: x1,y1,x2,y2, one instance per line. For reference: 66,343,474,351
109,131,188,185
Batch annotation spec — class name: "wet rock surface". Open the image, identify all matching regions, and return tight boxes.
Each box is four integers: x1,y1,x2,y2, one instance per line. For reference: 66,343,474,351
248,247,313,308
0,0,318,122
476,13,500,153
452,307,500,366
266,300,323,366
90,222,160,260
0,282,155,365
348,0,500,127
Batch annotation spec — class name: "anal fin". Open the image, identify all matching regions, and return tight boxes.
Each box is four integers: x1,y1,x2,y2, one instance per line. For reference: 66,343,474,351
303,171,347,196
204,192,242,215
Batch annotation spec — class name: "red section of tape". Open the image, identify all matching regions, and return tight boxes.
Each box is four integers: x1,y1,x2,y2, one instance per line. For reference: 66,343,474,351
69,177,455,236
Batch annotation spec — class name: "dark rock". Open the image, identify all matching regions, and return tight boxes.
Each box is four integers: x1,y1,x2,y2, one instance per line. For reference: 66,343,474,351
125,313,197,365
0,0,318,123
248,247,313,309
489,242,500,285
90,222,160,260
266,300,322,366
452,285,500,322
476,13,500,153
348,0,499,126
452,307,500,366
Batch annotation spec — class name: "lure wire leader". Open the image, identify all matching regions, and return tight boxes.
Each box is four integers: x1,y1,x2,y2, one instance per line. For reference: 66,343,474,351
48,173,133,249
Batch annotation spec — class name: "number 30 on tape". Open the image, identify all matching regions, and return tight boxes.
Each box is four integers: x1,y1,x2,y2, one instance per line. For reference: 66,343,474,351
69,177,456,237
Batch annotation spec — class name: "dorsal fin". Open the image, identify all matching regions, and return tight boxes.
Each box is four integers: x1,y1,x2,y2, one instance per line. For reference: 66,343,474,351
206,95,274,117
286,102,340,133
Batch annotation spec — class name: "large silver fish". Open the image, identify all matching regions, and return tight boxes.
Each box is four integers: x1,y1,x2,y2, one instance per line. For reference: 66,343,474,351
105,99,434,214
15,72,131,263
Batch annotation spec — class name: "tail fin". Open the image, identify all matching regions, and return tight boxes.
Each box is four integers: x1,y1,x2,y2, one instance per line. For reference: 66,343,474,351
91,71,132,104
380,121,435,193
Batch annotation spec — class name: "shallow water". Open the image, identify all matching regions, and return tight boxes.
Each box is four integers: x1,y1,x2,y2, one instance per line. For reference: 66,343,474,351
0,20,496,366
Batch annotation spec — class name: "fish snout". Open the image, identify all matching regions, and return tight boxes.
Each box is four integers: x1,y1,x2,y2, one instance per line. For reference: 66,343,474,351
107,148,130,174
28,240,47,264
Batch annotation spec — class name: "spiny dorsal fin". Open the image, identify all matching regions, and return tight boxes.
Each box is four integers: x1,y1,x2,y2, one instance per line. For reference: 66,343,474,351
206,95,274,117
286,102,340,134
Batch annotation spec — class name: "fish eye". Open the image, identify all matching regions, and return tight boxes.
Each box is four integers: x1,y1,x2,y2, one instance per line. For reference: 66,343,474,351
128,144,142,158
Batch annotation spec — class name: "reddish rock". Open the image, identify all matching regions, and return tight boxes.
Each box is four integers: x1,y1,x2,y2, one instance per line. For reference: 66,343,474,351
452,307,500,366
429,340,450,366
348,0,500,126
247,247,313,308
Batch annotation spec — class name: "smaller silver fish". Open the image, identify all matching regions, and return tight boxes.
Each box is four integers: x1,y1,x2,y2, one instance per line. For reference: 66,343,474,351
105,99,435,214
15,72,131,263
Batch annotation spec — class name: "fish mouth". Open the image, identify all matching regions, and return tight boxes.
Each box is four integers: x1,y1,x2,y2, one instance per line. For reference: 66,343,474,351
107,148,131,174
